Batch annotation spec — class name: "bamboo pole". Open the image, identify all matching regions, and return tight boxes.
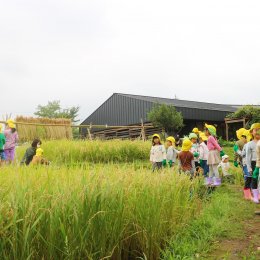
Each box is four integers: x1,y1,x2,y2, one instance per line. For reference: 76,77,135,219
0,120,155,129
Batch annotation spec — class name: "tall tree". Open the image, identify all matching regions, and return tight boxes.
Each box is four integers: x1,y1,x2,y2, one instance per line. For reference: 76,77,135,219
34,100,80,123
148,104,184,135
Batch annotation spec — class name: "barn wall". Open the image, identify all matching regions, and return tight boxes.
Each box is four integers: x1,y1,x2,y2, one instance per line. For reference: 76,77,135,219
81,94,234,138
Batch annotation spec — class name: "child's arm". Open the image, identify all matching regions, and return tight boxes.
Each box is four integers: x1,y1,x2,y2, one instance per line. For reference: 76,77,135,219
210,136,222,151
246,143,253,172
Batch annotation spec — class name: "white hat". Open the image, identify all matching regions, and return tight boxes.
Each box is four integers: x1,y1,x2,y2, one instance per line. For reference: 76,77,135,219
222,155,229,162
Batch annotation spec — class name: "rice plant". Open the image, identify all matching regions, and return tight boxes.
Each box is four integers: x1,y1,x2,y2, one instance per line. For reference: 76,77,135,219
0,165,203,259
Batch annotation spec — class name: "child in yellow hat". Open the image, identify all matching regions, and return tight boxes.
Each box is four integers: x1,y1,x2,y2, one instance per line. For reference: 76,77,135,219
246,124,260,203
234,128,249,168
204,124,224,186
166,136,179,168
198,133,209,177
150,134,166,171
4,119,18,163
178,138,195,177
31,146,49,166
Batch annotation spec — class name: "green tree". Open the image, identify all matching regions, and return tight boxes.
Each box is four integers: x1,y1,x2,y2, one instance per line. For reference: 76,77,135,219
148,104,184,135
227,105,260,127
34,100,80,123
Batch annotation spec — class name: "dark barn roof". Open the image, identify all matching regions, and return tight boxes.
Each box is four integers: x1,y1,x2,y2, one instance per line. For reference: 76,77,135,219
81,93,237,127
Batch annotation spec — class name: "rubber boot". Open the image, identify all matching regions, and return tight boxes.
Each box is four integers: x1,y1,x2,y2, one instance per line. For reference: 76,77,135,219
205,177,212,185
243,188,252,200
213,177,221,186
252,189,259,204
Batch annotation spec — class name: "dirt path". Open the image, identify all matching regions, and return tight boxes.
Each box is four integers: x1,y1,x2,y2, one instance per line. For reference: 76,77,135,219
208,205,260,259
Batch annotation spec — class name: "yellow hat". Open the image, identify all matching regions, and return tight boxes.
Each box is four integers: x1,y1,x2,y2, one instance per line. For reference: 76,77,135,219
250,123,260,131
182,138,193,152
192,128,199,134
236,128,247,140
152,134,161,140
6,119,15,129
205,123,217,136
166,136,176,144
36,148,44,157
199,133,208,141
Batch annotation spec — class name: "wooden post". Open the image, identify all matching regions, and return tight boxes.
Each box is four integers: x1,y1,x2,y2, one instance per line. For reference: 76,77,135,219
226,122,229,141
87,123,92,141
141,119,146,142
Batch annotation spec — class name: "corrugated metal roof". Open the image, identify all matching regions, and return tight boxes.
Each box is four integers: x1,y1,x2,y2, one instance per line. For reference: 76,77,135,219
117,93,237,112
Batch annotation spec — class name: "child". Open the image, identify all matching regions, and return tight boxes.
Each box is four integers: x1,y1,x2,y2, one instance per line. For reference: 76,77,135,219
31,146,49,166
0,124,6,165
245,123,260,201
234,128,248,167
199,133,209,177
166,136,179,167
189,133,200,171
205,124,224,186
21,139,42,165
150,134,166,171
192,127,201,139
178,138,195,177
218,155,234,183
4,119,19,163
251,127,260,203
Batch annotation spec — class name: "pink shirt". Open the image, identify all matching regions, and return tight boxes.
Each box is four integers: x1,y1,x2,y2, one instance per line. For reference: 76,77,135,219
4,129,18,150
207,136,222,151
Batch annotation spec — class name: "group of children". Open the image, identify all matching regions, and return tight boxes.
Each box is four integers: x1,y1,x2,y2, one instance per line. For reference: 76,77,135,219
150,122,260,204
233,123,260,204
0,119,48,166
150,123,232,186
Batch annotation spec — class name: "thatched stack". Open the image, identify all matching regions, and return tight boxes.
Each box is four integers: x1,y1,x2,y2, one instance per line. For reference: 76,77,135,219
15,116,72,142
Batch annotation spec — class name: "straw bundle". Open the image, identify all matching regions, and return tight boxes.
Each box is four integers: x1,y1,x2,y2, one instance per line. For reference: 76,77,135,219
15,116,72,142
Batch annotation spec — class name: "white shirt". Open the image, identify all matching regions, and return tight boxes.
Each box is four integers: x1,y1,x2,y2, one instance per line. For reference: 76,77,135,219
218,162,231,176
166,146,179,163
199,142,209,161
150,145,166,163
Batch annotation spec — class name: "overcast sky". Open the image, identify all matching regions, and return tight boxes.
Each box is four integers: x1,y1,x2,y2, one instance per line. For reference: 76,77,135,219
1,0,260,122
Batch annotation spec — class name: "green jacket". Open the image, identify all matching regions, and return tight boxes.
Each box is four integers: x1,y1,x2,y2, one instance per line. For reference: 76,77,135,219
21,147,36,165
0,133,5,151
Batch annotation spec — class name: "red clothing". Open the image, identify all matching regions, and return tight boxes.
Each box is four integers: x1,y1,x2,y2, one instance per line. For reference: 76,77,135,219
179,151,194,171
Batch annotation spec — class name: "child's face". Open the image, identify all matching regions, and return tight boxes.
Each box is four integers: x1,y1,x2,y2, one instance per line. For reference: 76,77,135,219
153,137,160,144
252,128,260,140
205,129,210,137
241,136,247,143
166,140,172,147
191,138,197,144
223,158,229,163
37,143,41,148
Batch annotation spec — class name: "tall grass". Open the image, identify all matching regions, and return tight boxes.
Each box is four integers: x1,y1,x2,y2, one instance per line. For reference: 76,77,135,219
17,140,151,165
0,165,203,259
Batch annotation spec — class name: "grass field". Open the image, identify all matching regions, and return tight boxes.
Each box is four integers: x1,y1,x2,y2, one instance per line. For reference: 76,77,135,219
0,140,252,259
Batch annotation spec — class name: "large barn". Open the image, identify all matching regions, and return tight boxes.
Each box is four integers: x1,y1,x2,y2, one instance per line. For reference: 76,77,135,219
80,93,237,139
